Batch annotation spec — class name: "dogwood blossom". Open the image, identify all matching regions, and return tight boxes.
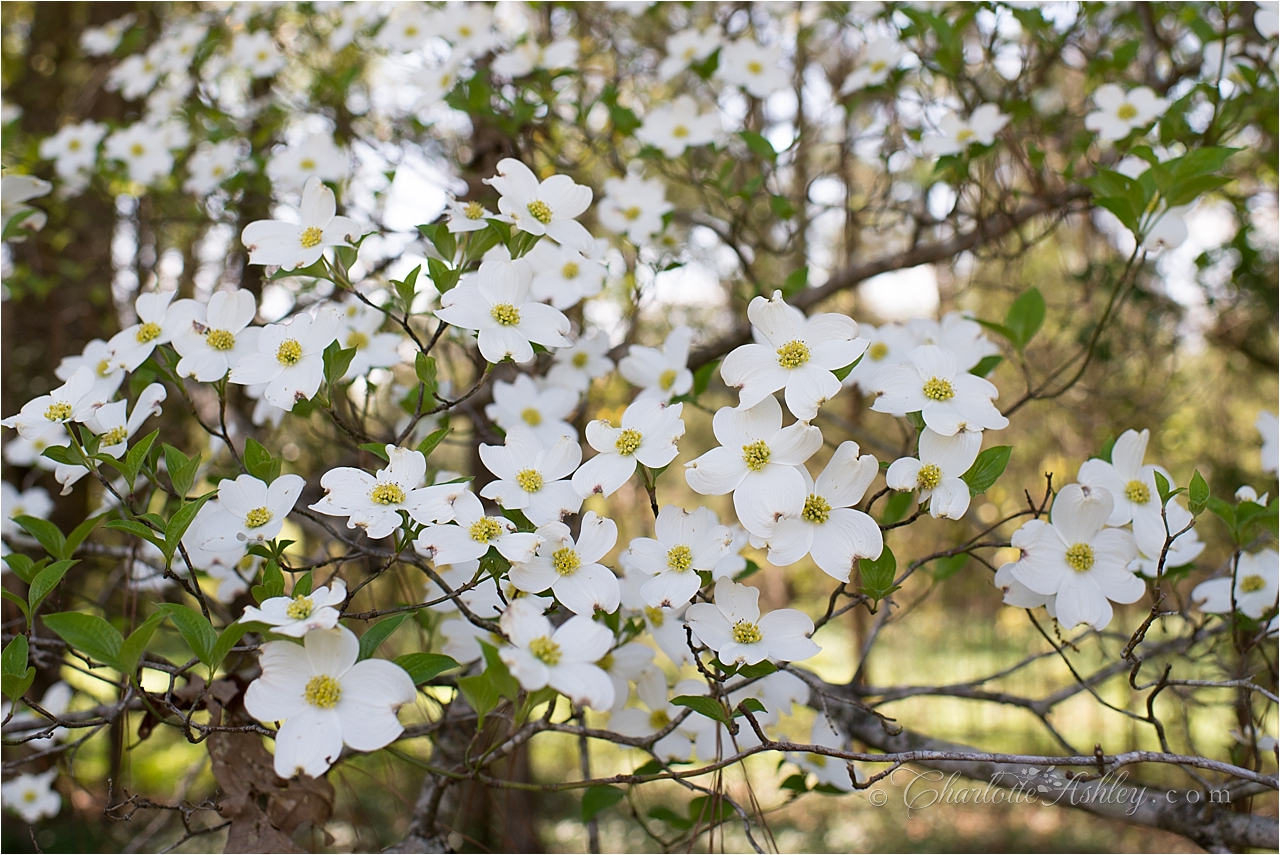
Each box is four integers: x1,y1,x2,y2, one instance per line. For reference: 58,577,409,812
910,313,1000,373
1191,549,1279,620
872,345,1008,435
104,122,180,185
334,296,403,379
478,426,582,525
184,139,246,196
2,769,60,823
107,289,178,371
228,307,341,409
310,446,457,539
241,176,361,270
609,668,696,761
658,27,722,79
764,441,883,582
492,38,579,78
1,482,53,548
546,332,614,394
1258,411,1278,474
789,716,858,790
619,326,694,402
1076,429,1171,552
636,95,720,158
413,489,540,565
597,173,673,244
427,3,499,57
198,473,306,552
231,30,285,78
54,338,126,402
266,134,349,195
922,104,1010,156
498,599,615,709
1085,85,1168,141
525,240,607,309
486,158,594,254
168,289,262,382
241,579,347,637
596,644,656,714
841,39,910,94
54,382,166,494
716,39,789,99
686,577,820,665
1005,484,1143,630
445,198,495,233
244,626,416,778
486,374,578,444
685,395,823,537
508,512,621,615
38,120,106,181
2,366,101,442
886,429,982,520
573,399,685,498
843,322,916,392
1,174,50,235
720,291,866,421
624,505,733,609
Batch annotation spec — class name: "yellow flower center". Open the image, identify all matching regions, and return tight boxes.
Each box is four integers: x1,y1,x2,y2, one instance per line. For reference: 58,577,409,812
1116,103,1138,120
299,158,316,171
869,60,887,72
776,340,810,368
130,142,146,157
917,463,942,490
457,25,472,37
623,205,642,221
22,790,37,802
649,708,671,728
746,60,764,75
345,331,368,350
404,25,419,37
868,341,889,361
731,620,763,644
304,674,341,708
469,517,503,543
666,543,693,572
516,468,543,492
286,595,314,620
68,139,82,151
521,407,542,426
276,339,303,366
529,635,561,665
1125,480,1150,505
572,351,589,368
552,547,581,576
527,200,553,224
245,507,273,529
1065,542,1095,573
645,606,665,627
136,321,161,343
464,200,485,219
561,261,580,279
809,753,828,767
742,440,771,471
206,328,236,351
370,482,405,505
1240,574,1266,593
597,652,615,671
44,402,72,422
658,369,678,391
922,377,954,401
955,128,975,142
802,494,830,524
101,426,129,446
615,428,643,455
672,124,689,138
97,359,113,376
490,302,521,326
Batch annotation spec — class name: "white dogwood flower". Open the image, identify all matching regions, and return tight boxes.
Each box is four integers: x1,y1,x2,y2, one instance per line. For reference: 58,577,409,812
1257,411,1278,474
244,626,416,779
636,95,720,157
168,289,262,382
597,173,673,245
720,291,866,421
840,39,909,93
38,120,106,181
445,198,495,233
872,345,1008,435
508,512,620,615
228,307,341,409
310,446,458,539
478,426,582,525
334,295,403,379
498,599,615,710
485,374,578,445
434,250,572,364
685,395,823,537
525,240,606,309
413,489,540,565
573,399,685,498
199,473,306,552
107,289,178,372
2,366,101,442
657,27,722,79
265,134,350,195
922,104,1010,156
545,332,615,394
241,176,361,270
486,158,594,254
765,441,883,582
623,505,733,609
686,577,820,665
1085,85,1168,141
1005,484,1143,630
54,383,167,495
789,716,858,791
1076,429,1170,551
1191,549,1278,620
241,579,347,637
716,39,789,99
886,429,983,520
619,326,694,402
2,769,60,822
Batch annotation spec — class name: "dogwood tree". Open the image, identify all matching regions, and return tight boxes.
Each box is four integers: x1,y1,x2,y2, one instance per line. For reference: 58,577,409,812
1,2,1277,853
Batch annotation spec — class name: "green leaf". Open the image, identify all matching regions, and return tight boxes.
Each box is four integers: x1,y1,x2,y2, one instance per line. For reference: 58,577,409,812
582,785,625,822
118,612,165,675
242,438,281,484
123,429,160,486
734,697,767,717
961,446,1012,497
323,340,358,387
1188,470,1209,517
4,554,38,584
359,442,391,462
164,494,214,560
972,318,1017,345
691,360,720,398
970,355,1003,377
394,265,422,309
2,634,29,677
737,660,777,679
671,694,729,724
859,547,898,602
417,427,450,458
1153,470,1172,505
105,519,167,552
14,516,66,560
357,613,409,660
739,130,777,163
879,491,914,526
457,672,499,727
1004,288,1045,351
427,257,461,293
2,589,30,624
394,652,459,685
648,806,693,829
832,353,863,382
43,612,124,669
770,195,795,220
156,603,217,666
780,773,809,793
28,559,76,615
165,444,202,498
209,623,249,673
292,571,313,598
479,641,520,701
2,666,35,703
687,795,734,824
632,759,664,776
64,515,102,559
252,559,285,603
931,553,969,582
